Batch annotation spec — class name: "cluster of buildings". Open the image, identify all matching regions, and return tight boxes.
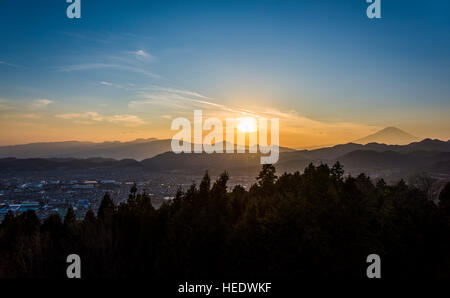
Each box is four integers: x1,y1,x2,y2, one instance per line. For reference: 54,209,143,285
0,168,220,222
0,167,256,223
0,178,162,222
0,201,40,217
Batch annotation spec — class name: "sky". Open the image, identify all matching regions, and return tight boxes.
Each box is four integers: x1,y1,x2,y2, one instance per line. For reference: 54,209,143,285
0,0,449,148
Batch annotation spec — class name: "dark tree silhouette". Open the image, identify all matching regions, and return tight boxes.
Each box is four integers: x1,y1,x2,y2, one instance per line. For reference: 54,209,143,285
1,163,449,279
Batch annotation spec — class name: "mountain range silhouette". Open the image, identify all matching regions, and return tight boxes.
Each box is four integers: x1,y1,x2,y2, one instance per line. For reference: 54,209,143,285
0,127,431,160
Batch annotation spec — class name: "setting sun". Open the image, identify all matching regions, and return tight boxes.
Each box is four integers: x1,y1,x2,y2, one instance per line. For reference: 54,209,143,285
237,118,257,133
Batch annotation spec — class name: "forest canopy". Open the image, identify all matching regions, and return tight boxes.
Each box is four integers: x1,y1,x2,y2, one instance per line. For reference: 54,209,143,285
1,163,450,279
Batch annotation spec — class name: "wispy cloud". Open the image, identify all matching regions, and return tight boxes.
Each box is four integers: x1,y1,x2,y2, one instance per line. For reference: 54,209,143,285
135,50,149,57
61,63,113,72
56,111,147,127
56,111,103,121
20,113,42,120
0,99,14,111
30,99,53,109
129,86,259,117
98,81,129,90
1,98,53,113
73,120,94,125
0,113,43,121
60,63,161,79
62,31,110,44
152,86,215,100
0,61,21,68
129,49,155,62
59,48,159,80
107,114,147,127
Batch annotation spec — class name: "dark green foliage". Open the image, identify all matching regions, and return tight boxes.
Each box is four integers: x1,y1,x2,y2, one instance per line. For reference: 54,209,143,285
64,206,77,228
1,163,449,279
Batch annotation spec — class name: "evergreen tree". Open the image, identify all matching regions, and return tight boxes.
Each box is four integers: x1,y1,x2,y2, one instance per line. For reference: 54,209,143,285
64,206,77,227
97,192,115,225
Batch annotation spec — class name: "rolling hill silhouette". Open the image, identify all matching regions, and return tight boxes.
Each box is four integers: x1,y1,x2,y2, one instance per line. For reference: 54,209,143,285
0,138,167,160
0,139,294,160
2,139,450,181
0,128,424,160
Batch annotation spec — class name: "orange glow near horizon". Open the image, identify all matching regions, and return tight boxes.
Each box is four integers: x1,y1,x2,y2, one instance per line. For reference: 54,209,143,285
237,118,258,133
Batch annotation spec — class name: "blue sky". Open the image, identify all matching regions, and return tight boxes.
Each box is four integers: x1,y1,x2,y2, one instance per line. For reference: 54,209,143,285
0,0,449,146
